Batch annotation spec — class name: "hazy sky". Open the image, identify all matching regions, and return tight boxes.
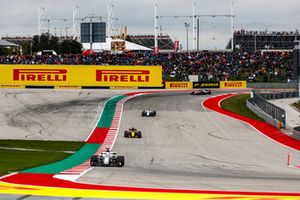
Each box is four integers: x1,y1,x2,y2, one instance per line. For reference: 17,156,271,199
0,0,299,49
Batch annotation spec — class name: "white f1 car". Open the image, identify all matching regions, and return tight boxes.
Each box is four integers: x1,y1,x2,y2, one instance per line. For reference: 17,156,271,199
190,89,212,95
141,109,156,117
90,149,125,167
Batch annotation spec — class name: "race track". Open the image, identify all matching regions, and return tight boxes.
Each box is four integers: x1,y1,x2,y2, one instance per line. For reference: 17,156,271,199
1,89,300,199
79,91,300,192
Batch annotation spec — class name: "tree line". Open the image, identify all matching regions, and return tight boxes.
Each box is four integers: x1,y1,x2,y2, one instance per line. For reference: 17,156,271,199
32,33,83,55
0,33,83,55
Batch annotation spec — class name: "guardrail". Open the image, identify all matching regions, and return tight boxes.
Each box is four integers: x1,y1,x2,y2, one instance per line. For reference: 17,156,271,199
246,100,282,128
247,91,286,129
293,126,300,141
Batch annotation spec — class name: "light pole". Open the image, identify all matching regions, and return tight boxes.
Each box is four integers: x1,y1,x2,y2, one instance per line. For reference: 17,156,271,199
184,22,190,52
254,32,257,51
296,40,300,100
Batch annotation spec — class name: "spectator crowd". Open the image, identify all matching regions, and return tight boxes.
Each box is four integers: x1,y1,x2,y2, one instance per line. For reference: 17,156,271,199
0,51,293,82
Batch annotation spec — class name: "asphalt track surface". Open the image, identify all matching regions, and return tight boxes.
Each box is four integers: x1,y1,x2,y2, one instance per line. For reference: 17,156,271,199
0,89,128,141
79,91,300,192
1,89,300,199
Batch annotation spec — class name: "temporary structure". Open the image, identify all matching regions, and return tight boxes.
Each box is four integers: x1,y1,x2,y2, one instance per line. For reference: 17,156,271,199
82,38,151,52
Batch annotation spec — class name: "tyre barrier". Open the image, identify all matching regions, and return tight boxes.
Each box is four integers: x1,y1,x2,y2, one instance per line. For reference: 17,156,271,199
292,126,300,141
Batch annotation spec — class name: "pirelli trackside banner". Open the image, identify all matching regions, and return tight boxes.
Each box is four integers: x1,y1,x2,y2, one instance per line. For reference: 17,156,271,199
165,82,193,89
0,65,162,87
193,82,220,88
220,81,247,89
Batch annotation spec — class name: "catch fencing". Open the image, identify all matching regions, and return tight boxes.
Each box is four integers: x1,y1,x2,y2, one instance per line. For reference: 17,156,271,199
247,91,287,129
257,90,298,100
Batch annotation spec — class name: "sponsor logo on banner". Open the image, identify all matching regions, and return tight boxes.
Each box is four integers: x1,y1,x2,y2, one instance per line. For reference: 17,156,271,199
96,70,150,83
0,65,161,87
170,83,189,88
165,82,192,89
13,69,67,82
0,85,25,88
225,82,242,87
193,82,220,88
220,81,247,88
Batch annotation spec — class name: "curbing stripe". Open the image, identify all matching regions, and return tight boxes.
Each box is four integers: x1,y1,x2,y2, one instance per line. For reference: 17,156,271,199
203,94,300,152
97,96,126,128
86,128,109,144
22,144,100,174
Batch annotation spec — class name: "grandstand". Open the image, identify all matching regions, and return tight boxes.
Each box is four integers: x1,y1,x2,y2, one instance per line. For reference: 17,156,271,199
126,35,174,51
0,51,294,82
227,30,300,51
3,36,32,43
3,36,74,44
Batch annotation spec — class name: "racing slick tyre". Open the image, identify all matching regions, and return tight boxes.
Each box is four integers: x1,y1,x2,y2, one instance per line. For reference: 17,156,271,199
117,156,125,167
141,112,146,117
137,131,142,138
153,111,156,116
90,155,98,166
124,131,129,138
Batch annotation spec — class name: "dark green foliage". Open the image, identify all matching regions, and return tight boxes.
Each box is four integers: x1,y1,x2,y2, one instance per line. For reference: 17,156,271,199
293,101,300,110
59,39,83,54
32,33,82,54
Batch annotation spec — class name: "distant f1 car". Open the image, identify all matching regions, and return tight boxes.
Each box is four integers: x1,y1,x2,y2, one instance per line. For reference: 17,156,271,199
90,149,124,167
124,127,142,138
141,109,156,117
191,89,212,95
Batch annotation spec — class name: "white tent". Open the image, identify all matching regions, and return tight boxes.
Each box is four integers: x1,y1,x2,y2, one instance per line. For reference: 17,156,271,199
0,39,20,47
82,38,151,52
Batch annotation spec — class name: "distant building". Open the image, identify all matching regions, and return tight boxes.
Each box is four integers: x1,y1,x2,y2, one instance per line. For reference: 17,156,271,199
227,30,300,51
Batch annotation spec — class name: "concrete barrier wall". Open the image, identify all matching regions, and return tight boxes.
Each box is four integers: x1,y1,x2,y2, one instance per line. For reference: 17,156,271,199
293,126,300,141
246,100,282,129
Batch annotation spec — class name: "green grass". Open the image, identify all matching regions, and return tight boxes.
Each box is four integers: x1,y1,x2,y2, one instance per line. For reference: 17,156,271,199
0,140,84,176
293,101,300,110
0,149,71,175
220,94,265,122
0,140,84,151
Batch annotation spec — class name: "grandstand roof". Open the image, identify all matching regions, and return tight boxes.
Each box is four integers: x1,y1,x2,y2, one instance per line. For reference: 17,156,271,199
227,30,300,51
0,39,20,47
